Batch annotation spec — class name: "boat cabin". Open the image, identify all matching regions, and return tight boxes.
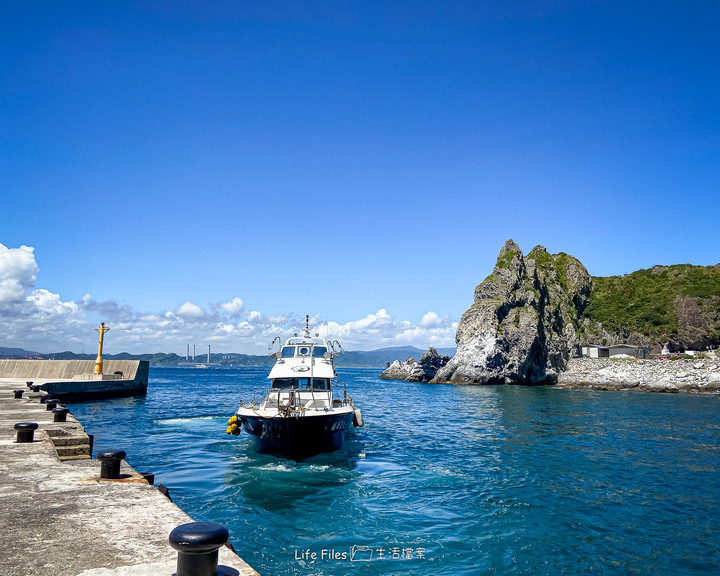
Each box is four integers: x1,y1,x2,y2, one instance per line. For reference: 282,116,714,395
272,377,331,390
280,336,330,359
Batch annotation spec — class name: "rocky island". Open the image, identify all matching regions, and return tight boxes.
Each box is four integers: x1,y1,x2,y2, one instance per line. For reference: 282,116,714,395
380,239,720,392
379,347,450,382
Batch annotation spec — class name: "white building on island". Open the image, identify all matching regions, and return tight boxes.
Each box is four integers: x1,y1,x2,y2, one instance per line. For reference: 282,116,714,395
581,344,647,359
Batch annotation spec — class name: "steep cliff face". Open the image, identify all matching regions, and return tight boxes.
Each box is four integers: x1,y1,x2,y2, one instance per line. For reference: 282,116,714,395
432,240,591,385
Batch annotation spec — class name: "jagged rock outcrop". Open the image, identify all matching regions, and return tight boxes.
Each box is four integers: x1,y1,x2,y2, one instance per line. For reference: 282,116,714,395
379,348,450,382
379,356,417,380
432,240,591,385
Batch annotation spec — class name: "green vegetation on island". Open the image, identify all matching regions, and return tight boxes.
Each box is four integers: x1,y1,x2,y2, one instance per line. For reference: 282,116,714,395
585,264,720,348
476,242,720,352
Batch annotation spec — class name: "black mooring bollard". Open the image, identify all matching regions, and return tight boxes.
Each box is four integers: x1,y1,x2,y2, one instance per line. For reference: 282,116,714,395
169,522,229,576
140,471,155,485
52,407,70,422
13,389,24,399
97,449,127,479
31,385,41,393
45,399,60,411
26,381,34,388
14,423,39,443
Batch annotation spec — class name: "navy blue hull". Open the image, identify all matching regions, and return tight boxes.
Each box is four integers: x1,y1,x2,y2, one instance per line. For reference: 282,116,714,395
241,411,354,459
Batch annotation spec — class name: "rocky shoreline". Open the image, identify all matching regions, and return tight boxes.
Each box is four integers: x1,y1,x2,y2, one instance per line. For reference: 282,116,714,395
556,357,720,394
380,354,720,394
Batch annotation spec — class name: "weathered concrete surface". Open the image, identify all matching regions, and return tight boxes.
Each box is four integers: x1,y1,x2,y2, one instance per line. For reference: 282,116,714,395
0,378,259,576
0,360,149,400
0,359,146,380
0,378,93,461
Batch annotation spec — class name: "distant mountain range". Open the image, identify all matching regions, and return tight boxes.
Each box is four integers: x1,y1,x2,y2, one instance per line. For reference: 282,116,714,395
0,345,456,368
336,346,455,368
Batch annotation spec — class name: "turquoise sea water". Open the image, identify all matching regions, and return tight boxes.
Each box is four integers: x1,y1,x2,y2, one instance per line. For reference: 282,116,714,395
68,367,720,575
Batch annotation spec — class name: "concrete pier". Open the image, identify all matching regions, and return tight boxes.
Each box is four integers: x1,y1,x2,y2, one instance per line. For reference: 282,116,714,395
0,377,259,576
0,360,149,400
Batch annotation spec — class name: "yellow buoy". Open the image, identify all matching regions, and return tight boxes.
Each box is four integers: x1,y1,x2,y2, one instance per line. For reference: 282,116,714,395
226,426,232,435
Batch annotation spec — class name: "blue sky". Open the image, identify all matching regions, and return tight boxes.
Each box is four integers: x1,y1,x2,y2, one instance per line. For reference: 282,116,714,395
1,1,719,354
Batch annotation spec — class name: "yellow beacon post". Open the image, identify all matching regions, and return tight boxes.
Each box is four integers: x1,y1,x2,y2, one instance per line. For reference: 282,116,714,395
93,322,110,375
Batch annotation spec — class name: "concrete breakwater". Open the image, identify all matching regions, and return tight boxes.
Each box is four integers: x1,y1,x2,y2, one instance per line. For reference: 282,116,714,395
0,377,259,576
0,360,149,400
557,357,720,393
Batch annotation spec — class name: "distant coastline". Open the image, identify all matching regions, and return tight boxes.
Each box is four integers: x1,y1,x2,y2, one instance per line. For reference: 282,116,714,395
0,345,456,369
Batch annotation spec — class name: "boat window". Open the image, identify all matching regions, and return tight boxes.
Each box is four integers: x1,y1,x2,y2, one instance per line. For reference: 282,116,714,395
281,347,295,358
312,378,330,390
272,378,298,389
297,346,311,357
312,346,327,358
272,378,331,390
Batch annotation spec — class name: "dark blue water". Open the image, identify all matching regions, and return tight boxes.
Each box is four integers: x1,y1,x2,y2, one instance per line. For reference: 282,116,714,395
67,367,720,575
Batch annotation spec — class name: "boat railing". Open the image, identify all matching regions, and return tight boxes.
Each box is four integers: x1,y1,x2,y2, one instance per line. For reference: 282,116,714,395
242,387,350,412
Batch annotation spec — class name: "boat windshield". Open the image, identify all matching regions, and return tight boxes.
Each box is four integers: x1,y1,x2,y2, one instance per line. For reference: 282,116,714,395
281,346,295,358
272,378,331,390
312,346,327,358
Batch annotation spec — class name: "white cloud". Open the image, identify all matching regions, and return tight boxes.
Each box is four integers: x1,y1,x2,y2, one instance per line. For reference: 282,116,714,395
27,289,79,316
318,309,456,351
0,244,39,304
220,297,246,317
420,311,441,327
175,301,206,319
0,244,458,356
79,294,133,321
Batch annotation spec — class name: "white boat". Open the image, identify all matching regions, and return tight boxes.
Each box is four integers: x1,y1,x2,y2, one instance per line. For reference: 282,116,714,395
226,316,363,459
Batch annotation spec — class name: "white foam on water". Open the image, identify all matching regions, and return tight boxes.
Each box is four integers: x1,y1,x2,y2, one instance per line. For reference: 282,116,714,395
228,456,251,464
258,463,294,472
155,416,220,426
